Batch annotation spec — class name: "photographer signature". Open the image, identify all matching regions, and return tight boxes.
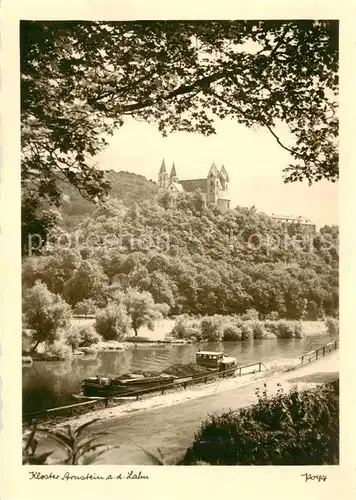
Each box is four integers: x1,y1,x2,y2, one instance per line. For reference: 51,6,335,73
301,473,327,483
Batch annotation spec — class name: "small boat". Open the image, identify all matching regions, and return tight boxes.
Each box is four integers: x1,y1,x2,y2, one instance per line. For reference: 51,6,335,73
81,373,177,397
195,351,237,371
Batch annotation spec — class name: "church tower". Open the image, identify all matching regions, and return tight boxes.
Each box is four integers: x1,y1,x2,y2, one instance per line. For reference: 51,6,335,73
219,165,229,191
218,164,230,212
158,158,169,188
207,161,220,205
169,162,178,183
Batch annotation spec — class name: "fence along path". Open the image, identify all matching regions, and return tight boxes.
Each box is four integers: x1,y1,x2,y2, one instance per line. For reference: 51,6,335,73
24,340,338,423
299,339,338,365
23,361,268,423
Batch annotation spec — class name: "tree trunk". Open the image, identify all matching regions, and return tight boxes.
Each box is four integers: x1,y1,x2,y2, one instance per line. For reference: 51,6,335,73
31,340,41,353
133,326,138,337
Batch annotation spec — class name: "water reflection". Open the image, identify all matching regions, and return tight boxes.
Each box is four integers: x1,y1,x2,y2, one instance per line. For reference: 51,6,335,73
23,334,335,414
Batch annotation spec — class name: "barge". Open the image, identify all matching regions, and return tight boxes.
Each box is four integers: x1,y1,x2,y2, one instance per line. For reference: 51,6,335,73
81,373,177,397
81,351,238,398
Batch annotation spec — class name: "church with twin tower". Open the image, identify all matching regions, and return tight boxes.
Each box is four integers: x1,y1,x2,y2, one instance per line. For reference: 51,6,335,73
158,159,230,212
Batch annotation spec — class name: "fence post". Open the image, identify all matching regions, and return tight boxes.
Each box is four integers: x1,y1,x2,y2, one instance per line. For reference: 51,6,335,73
239,367,242,376
316,349,318,360
259,362,261,372
323,346,325,357
105,398,109,408
161,388,165,395
204,377,207,384
184,382,187,390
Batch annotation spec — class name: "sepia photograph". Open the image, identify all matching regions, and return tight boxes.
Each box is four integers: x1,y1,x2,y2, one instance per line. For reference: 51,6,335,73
18,18,341,468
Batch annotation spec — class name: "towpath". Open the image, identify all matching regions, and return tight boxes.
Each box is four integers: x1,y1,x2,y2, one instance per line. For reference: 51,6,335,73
41,349,339,465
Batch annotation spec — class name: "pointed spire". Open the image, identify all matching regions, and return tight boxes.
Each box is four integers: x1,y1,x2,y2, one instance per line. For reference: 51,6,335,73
170,162,177,179
208,161,218,176
220,164,229,182
159,158,166,174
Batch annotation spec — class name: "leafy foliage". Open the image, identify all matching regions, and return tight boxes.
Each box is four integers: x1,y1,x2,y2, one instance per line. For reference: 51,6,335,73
21,21,338,256
23,193,339,320
21,20,338,209
66,325,101,351
325,317,339,335
95,303,131,341
171,315,303,341
22,419,119,465
124,288,165,335
22,281,72,351
73,298,97,317
184,380,339,465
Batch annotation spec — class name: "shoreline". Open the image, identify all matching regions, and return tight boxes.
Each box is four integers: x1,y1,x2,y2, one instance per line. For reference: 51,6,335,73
29,365,291,431
23,318,330,362
42,350,339,433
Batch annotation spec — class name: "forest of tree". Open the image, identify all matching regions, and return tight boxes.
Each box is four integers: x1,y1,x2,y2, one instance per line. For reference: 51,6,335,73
23,180,339,327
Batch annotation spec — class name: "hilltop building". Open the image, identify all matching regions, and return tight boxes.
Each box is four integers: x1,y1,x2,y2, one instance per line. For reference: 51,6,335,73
271,213,316,235
158,159,230,212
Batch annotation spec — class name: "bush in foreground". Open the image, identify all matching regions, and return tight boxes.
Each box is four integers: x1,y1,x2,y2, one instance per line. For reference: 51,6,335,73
183,380,339,465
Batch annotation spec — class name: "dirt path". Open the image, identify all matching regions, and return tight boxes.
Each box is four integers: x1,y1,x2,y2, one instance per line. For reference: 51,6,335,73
39,350,338,465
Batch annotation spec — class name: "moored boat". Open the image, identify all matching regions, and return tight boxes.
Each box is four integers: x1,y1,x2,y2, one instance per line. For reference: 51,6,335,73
81,373,177,397
195,350,237,371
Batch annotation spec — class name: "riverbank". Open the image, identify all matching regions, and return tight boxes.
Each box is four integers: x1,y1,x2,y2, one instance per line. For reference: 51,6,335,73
29,349,339,465
72,317,329,342
23,319,330,362
32,349,338,433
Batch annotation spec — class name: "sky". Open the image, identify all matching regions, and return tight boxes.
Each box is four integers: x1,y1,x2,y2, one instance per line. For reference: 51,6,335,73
95,117,338,229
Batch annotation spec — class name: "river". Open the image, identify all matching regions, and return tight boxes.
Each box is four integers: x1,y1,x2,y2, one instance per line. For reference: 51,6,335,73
22,330,335,415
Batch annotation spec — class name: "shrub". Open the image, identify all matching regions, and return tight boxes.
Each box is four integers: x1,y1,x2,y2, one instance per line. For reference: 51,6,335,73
171,315,201,340
240,322,253,340
223,325,242,341
200,315,223,341
95,303,131,341
276,320,295,338
79,325,101,346
264,320,279,334
294,321,304,338
154,302,170,318
251,321,267,339
73,298,97,317
66,327,82,351
66,325,101,350
241,308,259,321
325,317,339,335
46,338,72,359
184,380,339,465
